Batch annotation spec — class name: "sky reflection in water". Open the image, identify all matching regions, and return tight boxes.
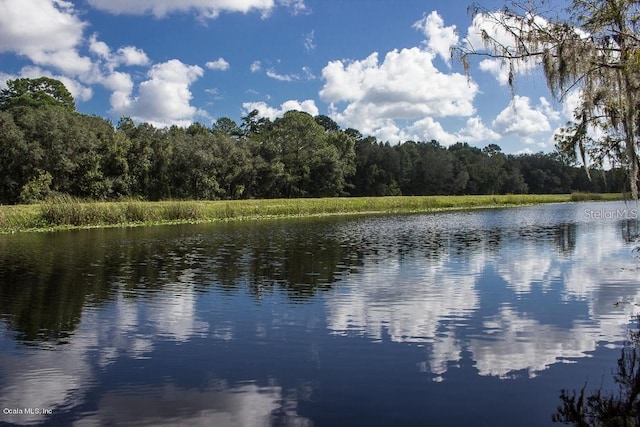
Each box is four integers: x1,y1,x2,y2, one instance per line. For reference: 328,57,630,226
0,201,639,426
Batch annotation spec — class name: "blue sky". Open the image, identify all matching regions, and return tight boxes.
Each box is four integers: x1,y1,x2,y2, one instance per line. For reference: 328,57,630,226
0,0,573,154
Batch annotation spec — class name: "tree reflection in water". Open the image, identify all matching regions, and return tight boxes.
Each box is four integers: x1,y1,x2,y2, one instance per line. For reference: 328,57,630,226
553,318,640,426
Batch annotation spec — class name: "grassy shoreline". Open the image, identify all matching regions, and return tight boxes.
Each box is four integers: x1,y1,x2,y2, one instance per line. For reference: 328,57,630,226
0,193,626,234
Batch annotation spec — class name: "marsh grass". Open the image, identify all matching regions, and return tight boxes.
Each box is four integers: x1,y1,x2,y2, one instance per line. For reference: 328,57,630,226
40,195,122,226
124,200,149,222
0,204,44,232
161,201,204,221
570,192,606,201
0,193,625,233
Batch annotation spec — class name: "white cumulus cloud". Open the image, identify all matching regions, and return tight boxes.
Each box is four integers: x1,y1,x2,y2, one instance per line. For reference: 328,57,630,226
320,47,478,143
401,116,499,146
460,116,501,142
0,0,84,54
404,117,457,145
206,57,230,71
242,99,318,120
493,95,559,145
117,46,150,67
88,35,111,59
89,34,150,70
86,0,277,18
0,0,91,76
413,11,458,65
111,59,206,128
0,1,152,107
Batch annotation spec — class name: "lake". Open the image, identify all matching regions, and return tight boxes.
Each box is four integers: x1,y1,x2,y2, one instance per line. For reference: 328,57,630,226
0,201,639,426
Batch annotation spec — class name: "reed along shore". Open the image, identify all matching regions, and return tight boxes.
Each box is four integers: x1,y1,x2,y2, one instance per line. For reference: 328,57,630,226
0,193,624,233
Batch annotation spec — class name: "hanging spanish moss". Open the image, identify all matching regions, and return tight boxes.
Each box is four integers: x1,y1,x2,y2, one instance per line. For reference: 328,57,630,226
456,0,640,197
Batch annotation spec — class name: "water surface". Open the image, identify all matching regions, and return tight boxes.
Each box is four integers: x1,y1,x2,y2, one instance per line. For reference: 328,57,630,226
1,201,639,426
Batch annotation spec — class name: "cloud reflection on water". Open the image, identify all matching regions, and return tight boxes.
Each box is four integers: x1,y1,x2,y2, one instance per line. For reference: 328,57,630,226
75,382,311,427
324,216,640,380
0,271,313,425
0,273,212,424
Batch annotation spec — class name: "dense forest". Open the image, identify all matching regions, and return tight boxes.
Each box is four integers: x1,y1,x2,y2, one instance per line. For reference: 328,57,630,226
0,77,627,205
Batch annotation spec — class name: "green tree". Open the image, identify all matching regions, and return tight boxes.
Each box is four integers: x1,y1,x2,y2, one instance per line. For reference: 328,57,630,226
449,143,486,194
512,152,577,193
209,134,254,199
0,111,42,204
266,111,333,197
396,141,456,195
186,122,211,137
325,130,357,195
314,114,340,132
0,77,76,111
19,170,52,204
249,137,287,198
212,117,243,138
480,144,508,194
100,130,132,198
123,122,154,199
117,116,136,137
456,0,640,197
146,126,173,200
169,127,221,200
9,105,112,199
241,109,273,137
350,138,402,196
351,137,399,196
502,163,529,194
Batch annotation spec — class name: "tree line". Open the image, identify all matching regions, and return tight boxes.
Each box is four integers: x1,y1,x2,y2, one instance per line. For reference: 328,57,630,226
0,77,626,205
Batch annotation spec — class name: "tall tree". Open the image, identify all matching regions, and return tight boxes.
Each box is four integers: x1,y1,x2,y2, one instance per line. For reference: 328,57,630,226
0,77,76,111
0,111,40,203
212,117,242,138
267,111,331,197
241,109,273,137
314,114,340,132
456,0,640,197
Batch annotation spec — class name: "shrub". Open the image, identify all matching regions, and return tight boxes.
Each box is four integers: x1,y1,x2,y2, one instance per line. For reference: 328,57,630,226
19,171,53,204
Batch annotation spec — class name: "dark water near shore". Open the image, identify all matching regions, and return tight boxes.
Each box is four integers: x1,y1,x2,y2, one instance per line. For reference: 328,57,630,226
0,201,639,426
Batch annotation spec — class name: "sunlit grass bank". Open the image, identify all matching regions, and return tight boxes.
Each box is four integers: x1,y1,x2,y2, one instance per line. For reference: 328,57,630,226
0,193,625,233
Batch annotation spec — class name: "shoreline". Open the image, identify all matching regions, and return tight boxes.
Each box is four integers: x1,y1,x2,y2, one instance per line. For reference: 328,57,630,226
0,193,625,234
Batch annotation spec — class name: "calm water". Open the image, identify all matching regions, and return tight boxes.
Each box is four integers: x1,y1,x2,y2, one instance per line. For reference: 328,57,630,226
1,201,639,426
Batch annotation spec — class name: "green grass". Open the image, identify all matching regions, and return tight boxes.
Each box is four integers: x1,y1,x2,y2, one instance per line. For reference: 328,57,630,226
569,191,607,201
0,193,626,234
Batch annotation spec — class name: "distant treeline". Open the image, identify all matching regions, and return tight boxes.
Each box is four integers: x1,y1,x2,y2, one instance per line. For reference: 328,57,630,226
0,85,627,205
